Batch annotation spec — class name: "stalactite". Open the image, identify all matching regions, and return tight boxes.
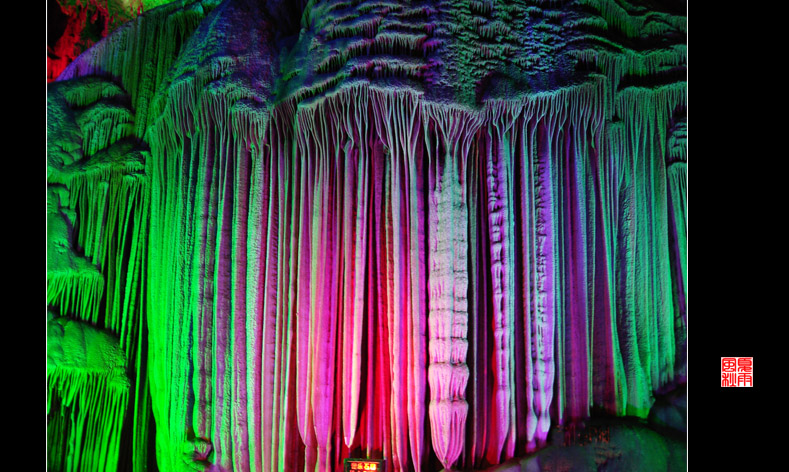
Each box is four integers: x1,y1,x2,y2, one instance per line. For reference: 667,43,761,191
612,83,685,413
482,100,520,464
269,100,299,472
47,370,130,472
50,83,686,469
77,103,136,157
368,88,427,472
666,119,686,384
48,74,152,472
47,187,105,321
60,0,222,138
47,316,130,472
423,102,481,470
519,95,559,453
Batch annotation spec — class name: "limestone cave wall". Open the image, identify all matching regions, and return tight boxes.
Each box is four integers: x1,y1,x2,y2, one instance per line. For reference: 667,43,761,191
46,1,687,470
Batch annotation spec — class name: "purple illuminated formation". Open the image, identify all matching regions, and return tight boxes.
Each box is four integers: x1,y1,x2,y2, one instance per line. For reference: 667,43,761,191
47,1,686,471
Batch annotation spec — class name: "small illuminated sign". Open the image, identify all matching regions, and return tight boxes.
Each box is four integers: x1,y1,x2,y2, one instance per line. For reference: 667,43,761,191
343,458,385,471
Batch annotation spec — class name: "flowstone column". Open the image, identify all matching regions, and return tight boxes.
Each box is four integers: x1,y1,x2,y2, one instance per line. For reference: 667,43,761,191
424,103,483,470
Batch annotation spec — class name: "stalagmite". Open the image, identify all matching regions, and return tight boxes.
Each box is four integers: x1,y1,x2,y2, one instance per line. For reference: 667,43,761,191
48,1,686,471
